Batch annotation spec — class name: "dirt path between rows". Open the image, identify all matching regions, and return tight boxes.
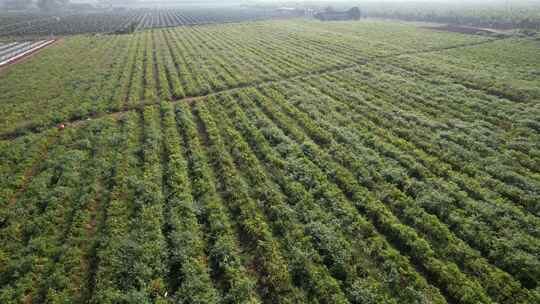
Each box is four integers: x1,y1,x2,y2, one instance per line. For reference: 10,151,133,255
7,130,60,206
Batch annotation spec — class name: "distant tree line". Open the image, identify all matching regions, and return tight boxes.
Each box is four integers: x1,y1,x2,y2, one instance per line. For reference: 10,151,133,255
364,6,540,30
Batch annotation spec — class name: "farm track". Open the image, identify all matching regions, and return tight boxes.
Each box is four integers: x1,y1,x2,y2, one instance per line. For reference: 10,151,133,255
0,36,508,141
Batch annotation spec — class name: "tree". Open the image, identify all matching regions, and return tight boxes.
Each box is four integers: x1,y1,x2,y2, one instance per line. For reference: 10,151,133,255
348,7,362,20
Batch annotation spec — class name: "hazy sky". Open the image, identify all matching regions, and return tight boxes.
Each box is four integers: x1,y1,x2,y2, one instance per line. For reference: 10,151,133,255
130,0,540,3
79,0,540,4
74,0,540,7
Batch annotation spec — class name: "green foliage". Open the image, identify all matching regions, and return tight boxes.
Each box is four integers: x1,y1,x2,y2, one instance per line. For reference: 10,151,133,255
1,17,539,304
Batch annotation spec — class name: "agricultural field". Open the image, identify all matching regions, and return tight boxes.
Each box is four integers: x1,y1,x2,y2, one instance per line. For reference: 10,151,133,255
0,8,296,37
0,17,539,304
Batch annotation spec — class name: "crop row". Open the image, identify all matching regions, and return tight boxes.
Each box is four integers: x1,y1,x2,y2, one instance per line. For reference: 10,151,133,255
1,20,502,136
0,116,121,302
0,8,291,38
182,84,539,302
2,79,539,303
